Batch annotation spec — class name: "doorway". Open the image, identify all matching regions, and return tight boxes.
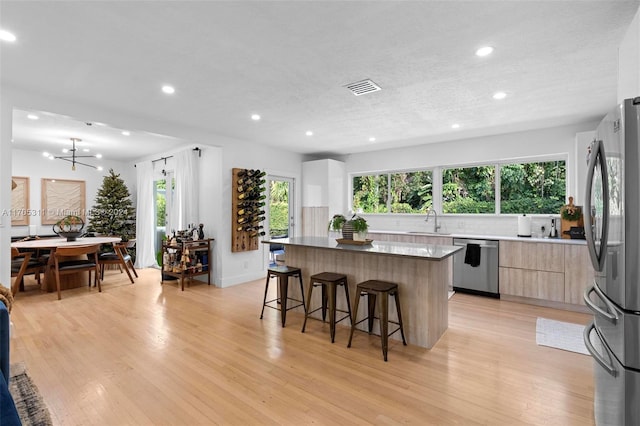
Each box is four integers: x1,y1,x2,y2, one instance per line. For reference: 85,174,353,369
154,171,174,258
267,176,294,266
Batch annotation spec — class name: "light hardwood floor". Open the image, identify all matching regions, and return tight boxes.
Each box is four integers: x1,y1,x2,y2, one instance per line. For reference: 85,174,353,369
9,268,594,425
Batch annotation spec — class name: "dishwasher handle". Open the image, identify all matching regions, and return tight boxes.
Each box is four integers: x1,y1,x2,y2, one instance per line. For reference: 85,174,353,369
453,239,499,249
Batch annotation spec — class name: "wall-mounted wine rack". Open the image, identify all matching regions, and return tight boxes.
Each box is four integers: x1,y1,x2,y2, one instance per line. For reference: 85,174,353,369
231,168,267,252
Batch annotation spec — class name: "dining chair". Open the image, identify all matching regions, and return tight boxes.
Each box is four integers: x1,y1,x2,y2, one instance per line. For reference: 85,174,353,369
98,243,138,284
52,245,101,300
10,248,45,297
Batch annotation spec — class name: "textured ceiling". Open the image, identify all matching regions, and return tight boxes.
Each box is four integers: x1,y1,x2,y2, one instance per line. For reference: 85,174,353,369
3,1,639,160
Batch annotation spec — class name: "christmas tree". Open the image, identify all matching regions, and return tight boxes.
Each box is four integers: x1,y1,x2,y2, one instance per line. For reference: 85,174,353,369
88,169,136,241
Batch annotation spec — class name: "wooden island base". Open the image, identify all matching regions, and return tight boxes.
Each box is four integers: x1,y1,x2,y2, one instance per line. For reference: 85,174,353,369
268,237,459,349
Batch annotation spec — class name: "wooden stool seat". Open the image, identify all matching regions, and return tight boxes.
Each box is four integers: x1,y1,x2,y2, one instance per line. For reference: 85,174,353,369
348,279,407,361
260,265,306,327
301,272,352,343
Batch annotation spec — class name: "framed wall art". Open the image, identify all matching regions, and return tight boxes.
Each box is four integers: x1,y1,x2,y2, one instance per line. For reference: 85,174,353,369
41,178,86,225
11,176,29,226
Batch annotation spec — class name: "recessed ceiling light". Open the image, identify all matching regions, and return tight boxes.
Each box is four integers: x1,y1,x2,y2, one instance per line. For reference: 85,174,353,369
94,122,106,126
476,46,494,57
451,124,460,129
27,114,39,120
83,148,90,152
42,152,49,157
48,155,54,160
97,166,104,171
0,30,16,42
62,148,69,153
492,91,507,100
251,114,261,121
162,85,175,94
369,137,376,142
122,131,130,136
96,154,103,159
305,131,313,136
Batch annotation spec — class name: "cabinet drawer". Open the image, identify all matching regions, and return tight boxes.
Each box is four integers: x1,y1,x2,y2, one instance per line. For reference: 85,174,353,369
499,241,564,272
499,267,564,302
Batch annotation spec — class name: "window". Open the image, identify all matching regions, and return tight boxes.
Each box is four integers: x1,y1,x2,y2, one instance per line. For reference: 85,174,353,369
442,166,495,214
500,160,565,214
353,174,388,213
390,171,432,213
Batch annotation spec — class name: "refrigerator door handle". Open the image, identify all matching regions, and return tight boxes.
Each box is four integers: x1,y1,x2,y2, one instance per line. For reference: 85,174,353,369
583,283,618,323
584,139,609,272
583,321,617,377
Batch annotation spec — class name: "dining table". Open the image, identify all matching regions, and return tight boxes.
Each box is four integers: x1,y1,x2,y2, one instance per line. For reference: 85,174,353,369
11,236,121,292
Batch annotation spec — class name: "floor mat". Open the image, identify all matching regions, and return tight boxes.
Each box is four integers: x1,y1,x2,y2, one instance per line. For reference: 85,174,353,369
535,317,589,355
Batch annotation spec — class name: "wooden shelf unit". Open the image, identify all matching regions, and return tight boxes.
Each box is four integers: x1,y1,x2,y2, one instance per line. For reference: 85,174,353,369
161,238,213,290
231,168,266,252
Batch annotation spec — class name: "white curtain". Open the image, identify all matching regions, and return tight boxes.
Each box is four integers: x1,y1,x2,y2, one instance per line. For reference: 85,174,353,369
135,161,158,268
170,148,199,231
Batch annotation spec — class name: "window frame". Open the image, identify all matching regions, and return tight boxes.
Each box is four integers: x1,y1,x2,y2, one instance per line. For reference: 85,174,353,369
350,154,569,216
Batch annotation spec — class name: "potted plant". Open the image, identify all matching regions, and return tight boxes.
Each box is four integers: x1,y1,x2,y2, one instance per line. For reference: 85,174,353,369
328,214,347,237
350,215,369,241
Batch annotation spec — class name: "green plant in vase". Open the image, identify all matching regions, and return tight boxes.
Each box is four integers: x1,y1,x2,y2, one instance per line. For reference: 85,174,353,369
328,214,347,238
350,215,369,241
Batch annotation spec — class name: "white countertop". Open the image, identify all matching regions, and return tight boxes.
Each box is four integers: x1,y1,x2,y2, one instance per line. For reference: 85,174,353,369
263,236,462,260
367,230,587,245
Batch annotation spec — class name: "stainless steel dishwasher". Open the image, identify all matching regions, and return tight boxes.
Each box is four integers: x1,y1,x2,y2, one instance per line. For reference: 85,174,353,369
452,238,499,297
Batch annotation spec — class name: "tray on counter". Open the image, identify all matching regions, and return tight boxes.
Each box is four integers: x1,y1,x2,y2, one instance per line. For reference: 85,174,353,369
336,238,373,246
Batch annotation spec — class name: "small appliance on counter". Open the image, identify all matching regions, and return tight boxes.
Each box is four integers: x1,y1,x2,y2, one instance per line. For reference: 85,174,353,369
517,214,531,237
549,217,558,238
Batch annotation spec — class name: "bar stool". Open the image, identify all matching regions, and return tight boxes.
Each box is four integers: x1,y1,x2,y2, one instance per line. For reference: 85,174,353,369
347,280,407,361
301,272,352,343
260,265,306,327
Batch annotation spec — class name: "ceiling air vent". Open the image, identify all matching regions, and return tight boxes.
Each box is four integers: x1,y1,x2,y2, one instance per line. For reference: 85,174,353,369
345,79,382,96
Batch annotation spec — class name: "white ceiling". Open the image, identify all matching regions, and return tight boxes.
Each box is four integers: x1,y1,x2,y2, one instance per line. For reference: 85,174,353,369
2,1,639,161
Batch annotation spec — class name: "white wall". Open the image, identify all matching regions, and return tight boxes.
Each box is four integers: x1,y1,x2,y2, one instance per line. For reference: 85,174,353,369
618,7,640,102
343,122,599,237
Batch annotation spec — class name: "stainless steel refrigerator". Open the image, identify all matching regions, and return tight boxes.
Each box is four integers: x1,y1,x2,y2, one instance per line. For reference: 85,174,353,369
583,97,640,425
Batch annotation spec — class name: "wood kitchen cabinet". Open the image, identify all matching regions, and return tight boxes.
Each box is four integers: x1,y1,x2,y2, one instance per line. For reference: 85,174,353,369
499,240,590,310
564,244,594,305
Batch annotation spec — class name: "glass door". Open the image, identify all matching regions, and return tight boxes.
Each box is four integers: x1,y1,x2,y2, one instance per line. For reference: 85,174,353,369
154,172,175,258
268,176,294,239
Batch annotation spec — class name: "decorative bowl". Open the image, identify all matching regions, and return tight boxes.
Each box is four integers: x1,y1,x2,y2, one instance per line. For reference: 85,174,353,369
53,215,85,241
56,231,84,242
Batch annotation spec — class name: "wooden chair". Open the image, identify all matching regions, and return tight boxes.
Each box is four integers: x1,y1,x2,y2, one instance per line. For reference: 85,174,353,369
10,247,45,297
52,245,101,300
98,243,138,284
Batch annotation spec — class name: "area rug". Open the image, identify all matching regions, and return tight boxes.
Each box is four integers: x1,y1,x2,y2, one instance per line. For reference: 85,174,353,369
535,317,589,355
8,363,53,426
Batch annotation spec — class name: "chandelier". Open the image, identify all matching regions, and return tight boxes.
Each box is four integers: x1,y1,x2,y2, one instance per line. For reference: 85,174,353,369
51,138,103,171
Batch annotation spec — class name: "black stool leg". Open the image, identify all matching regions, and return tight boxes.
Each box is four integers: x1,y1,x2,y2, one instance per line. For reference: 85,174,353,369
260,272,271,319
321,284,328,322
301,277,315,333
279,275,289,327
393,290,407,345
328,282,337,343
367,293,376,333
342,279,353,324
380,291,389,362
298,273,306,312
347,289,361,348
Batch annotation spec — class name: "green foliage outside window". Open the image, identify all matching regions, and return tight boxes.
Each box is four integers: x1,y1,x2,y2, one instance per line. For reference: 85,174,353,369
442,166,496,213
500,161,565,214
270,181,289,236
353,171,432,214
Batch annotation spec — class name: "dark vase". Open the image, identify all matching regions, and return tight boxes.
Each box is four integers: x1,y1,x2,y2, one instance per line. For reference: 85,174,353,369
198,224,204,240
342,221,354,240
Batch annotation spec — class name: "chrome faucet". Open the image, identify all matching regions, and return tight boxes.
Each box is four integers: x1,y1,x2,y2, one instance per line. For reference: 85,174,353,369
425,208,441,233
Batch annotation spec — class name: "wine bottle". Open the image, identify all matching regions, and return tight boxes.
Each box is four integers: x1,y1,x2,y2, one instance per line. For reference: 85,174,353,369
237,191,260,200
249,231,266,238
237,169,253,178
238,200,266,208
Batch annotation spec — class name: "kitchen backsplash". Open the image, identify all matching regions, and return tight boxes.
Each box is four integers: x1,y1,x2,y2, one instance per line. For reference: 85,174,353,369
362,213,562,238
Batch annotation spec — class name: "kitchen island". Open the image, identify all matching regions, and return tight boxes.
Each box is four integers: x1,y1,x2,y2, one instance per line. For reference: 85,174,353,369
263,236,461,348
